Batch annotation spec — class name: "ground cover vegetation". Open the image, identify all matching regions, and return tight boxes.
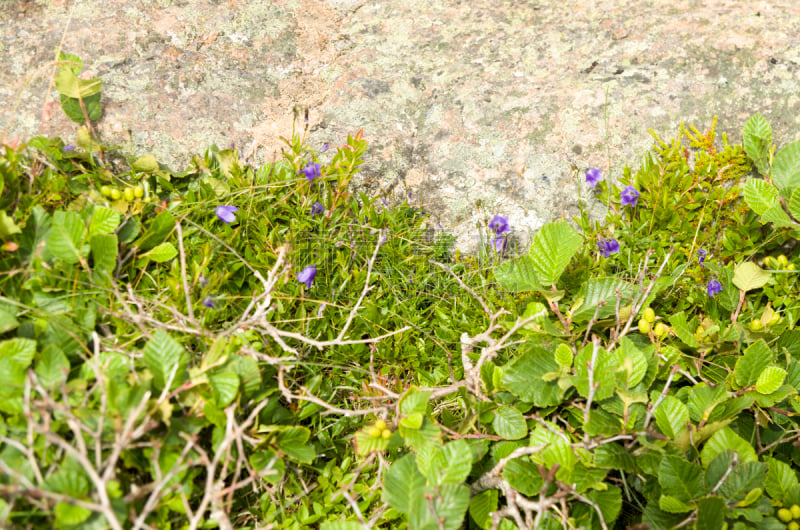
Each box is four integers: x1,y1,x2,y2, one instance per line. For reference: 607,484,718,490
2,54,800,529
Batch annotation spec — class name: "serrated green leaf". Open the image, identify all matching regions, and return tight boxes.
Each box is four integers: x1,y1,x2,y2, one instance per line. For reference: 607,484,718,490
400,418,442,454
570,277,634,322
0,308,18,334
132,154,159,172
0,210,21,237
135,210,175,251
756,366,787,395
654,395,690,439
501,458,543,496
501,347,563,407
618,337,648,388
696,495,726,530
320,523,366,530
772,140,800,194
384,454,426,514
400,412,424,430
427,440,472,485
400,388,431,416
432,483,470,530
585,407,622,436
60,92,102,123
88,206,120,236
46,210,86,264
140,242,177,263
278,427,315,463
468,490,498,530
761,204,795,227
55,67,102,98
583,486,622,526
765,458,798,501
744,178,780,215
209,370,239,407
527,220,582,286
659,494,693,513
492,406,527,440
493,255,540,292
734,340,774,388
35,345,69,389
555,343,573,368
142,329,189,391
789,186,800,222
743,113,772,175
701,427,757,467
55,502,92,526
733,262,771,292
0,338,36,370
353,429,390,455
659,455,704,502
668,311,700,348
688,383,729,423
90,233,117,280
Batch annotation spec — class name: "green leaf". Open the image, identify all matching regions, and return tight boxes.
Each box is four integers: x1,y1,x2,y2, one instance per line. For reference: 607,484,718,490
658,455,704,502
492,406,527,440
765,458,798,501
60,92,102,123
570,278,634,322
617,337,648,388
743,113,772,175
688,383,729,423
431,483,470,530
658,494,693,513
654,395,690,439
0,308,19,334
35,345,69,389
55,67,102,98
789,186,800,221
55,502,92,526
744,178,780,215
426,440,472,485
278,427,315,463
140,242,177,263
756,366,787,395
527,220,582,286
320,522,366,530
772,140,800,194
384,454,427,514
44,469,89,496
88,206,120,236
701,427,757,468
135,210,175,251
584,486,622,526
353,429,391,455
668,311,700,348
0,338,36,370
761,204,795,227
132,154,159,173
555,343,573,368
502,458,543,496
734,340,774,388
90,234,118,281
493,256,540,292
142,329,189,391
501,347,563,407
0,210,21,237
732,262,771,292
46,210,87,264
468,490,498,530
696,496,726,530
400,388,431,416
209,370,239,407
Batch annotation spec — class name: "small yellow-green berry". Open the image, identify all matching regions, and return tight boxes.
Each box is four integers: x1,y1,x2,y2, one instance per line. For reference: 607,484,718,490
374,419,386,431
109,188,122,200
768,313,783,327
618,305,631,321
133,185,144,198
100,185,112,197
788,521,799,530
642,307,656,323
749,319,763,332
123,187,135,202
791,504,800,519
381,429,392,439
778,255,789,268
367,426,382,438
638,319,651,334
789,263,797,271
778,508,793,523
653,322,667,338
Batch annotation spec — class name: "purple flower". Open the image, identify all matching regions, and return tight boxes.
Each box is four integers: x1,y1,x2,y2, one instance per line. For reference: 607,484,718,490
620,185,640,207
202,296,217,309
311,201,325,216
215,205,239,224
492,235,507,254
298,265,317,289
489,215,510,235
301,162,321,181
321,143,330,152
598,238,620,258
697,249,708,267
63,144,75,152
585,168,603,187
707,279,722,298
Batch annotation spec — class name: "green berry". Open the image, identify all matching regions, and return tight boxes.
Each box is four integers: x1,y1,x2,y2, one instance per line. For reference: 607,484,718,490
100,185,112,197
778,508,793,523
788,521,799,530
367,426,382,438
791,504,800,519
133,185,144,198
778,255,789,268
653,322,667,338
374,419,386,431
381,429,392,439
749,319,763,332
638,319,651,334
109,188,122,200
123,187,135,202
642,307,656,323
